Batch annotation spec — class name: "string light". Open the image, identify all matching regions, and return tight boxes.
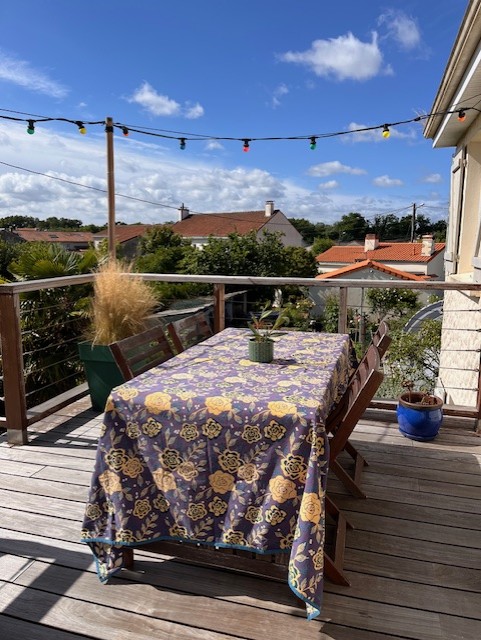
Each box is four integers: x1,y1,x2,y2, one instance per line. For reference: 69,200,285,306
76,121,87,135
1,104,479,149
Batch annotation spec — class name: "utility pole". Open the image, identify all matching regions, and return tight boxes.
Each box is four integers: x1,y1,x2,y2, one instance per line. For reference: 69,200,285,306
410,202,416,242
105,116,116,260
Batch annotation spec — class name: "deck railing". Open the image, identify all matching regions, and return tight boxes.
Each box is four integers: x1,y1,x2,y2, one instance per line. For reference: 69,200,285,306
1,272,481,444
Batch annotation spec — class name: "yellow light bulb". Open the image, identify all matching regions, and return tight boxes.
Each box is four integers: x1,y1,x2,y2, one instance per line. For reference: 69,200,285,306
382,125,390,139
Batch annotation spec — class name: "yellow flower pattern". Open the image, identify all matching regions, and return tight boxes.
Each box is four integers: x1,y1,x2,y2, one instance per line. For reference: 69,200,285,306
82,328,353,621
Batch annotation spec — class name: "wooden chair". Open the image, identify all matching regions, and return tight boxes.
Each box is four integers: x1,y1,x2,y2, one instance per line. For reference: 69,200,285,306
110,325,174,381
326,344,384,498
166,311,213,353
372,319,391,359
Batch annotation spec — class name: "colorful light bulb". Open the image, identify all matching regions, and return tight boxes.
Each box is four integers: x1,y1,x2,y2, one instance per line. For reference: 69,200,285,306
309,136,317,150
179,138,186,150
458,109,466,122
122,127,129,137
76,121,87,134
243,139,250,152
27,120,35,135
382,124,390,139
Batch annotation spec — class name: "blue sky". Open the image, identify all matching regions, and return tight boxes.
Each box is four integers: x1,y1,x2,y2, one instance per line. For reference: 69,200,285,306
0,0,469,228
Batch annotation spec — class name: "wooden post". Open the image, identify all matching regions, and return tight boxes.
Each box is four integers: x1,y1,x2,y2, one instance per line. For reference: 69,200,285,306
213,284,225,333
105,117,116,260
0,289,28,444
338,286,348,334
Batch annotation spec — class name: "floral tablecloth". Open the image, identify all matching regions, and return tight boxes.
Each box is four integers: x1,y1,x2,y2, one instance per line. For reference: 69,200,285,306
81,328,352,619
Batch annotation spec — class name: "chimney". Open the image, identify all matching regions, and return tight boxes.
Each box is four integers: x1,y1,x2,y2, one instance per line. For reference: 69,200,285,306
178,203,190,221
265,200,274,217
364,234,379,252
421,234,435,256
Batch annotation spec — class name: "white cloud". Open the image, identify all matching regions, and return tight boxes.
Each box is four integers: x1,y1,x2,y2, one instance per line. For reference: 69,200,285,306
345,122,418,143
128,82,181,116
205,140,224,151
319,180,339,189
0,50,68,98
378,9,421,51
373,175,404,187
279,32,389,81
308,160,366,177
185,103,204,119
271,83,289,108
127,82,205,119
422,173,442,184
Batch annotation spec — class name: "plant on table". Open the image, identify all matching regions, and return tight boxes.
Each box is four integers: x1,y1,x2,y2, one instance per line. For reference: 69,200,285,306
248,304,289,342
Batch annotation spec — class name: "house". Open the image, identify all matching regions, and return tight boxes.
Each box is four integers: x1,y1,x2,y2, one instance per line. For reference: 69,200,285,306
93,225,161,259
424,0,481,406
315,234,445,279
171,200,305,248
312,254,439,333
2,228,94,252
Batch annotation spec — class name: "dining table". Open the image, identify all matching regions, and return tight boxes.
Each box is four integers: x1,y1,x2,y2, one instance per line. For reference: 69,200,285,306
81,327,353,619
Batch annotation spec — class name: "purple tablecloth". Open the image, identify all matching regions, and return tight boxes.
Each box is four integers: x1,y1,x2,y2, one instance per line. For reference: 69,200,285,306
81,328,352,619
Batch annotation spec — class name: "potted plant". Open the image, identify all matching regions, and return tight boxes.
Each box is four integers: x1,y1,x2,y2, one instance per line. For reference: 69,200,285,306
78,259,159,410
247,305,288,363
397,380,444,441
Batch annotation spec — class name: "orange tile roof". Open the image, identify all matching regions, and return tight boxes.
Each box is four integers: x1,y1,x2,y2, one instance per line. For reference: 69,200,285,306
94,225,162,243
316,241,445,263
316,259,428,281
15,229,94,243
171,210,275,237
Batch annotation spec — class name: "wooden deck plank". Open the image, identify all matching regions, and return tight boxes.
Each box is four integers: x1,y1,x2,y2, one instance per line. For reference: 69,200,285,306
0,614,96,640
1,405,480,640
12,561,326,640
0,582,242,640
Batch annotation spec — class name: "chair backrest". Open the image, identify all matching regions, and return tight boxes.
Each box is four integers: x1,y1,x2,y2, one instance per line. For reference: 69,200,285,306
327,344,384,461
166,311,213,353
110,325,174,381
372,320,391,359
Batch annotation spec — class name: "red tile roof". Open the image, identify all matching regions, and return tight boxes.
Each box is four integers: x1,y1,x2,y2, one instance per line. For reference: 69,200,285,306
316,241,445,263
171,210,276,237
316,259,429,281
15,229,94,243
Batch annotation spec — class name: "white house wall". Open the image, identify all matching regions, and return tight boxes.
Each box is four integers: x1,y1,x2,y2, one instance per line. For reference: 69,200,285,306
436,290,481,406
259,212,305,247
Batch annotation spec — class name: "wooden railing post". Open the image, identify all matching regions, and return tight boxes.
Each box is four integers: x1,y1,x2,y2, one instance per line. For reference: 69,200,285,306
213,284,225,333
0,288,28,444
338,286,348,334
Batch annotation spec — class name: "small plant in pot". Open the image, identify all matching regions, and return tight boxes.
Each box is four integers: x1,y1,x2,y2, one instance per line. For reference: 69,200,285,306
78,259,159,410
247,304,289,363
397,380,444,441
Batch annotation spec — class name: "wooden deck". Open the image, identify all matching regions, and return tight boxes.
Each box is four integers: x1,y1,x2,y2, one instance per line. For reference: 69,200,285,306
0,399,480,640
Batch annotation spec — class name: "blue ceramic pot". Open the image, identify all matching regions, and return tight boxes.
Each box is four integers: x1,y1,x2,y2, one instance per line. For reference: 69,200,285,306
397,392,443,441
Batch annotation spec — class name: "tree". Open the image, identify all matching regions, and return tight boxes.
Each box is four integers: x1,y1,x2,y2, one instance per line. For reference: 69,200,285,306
311,237,334,256
366,288,419,322
331,212,368,242
8,242,97,407
135,225,194,274
380,320,442,398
